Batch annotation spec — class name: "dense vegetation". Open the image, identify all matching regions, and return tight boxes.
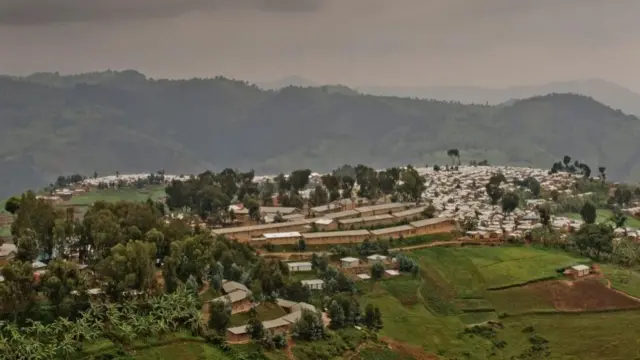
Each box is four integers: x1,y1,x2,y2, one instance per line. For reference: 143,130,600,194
2,70,640,198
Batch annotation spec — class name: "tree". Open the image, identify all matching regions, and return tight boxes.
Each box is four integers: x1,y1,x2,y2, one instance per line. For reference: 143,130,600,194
598,166,607,184
328,300,346,329
397,166,426,203
289,169,312,192
370,262,385,280
4,196,20,215
610,208,627,233
243,195,261,223
40,259,87,318
309,185,329,207
612,187,632,207
363,304,383,331
447,149,460,165
422,204,436,219
537,204,552,229
580,201,597,224
246,317,265,341
563,155,572,168
340,176,355,200
97,240,157,301
208,300,232,335
501,192,519,217
485,183,504,207
298,238,307,252
15,229,40,262
282,281,311,303
572,223,614,260
0,261,37,321
292,309,326,341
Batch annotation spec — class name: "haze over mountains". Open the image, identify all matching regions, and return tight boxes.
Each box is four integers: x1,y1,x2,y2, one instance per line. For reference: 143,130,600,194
2,70,640,199
260,76,640,117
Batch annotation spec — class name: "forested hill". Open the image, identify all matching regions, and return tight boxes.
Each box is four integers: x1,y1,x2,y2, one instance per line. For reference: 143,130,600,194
1,70,640,198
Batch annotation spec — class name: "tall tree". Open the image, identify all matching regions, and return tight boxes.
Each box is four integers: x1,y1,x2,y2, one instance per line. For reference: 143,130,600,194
208,300,232,335
0,261,37,321
39,259,87,318
580,201,597,224
97,240,158,301
501,192,519,217
598,166,607,184
289,169,312,193
447,149,460,165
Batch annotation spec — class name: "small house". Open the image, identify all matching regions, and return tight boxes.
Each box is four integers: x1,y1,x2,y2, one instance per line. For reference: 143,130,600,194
366,254,387,264
356,274,371,280
262,231,302,245
227,325,249,343
212,289,252,314
384,269,400,277
0,243,17,262
313,218,338,231
300,279,324,290
287,261,313,272
340,257,360,268
565,264,590,278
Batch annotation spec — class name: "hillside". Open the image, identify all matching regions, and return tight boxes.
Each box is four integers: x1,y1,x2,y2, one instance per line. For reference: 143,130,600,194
1,71,640,198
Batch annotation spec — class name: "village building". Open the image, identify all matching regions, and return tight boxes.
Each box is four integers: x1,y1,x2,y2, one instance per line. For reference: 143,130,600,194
260,207,300,217
262,231,303,245
356,274,371,280
287,261,313,272
281,213,307,222
409,217,456,235
227,325,249,343
300,279,325,290
212,288,252,314
385,269,400,277
565,264,591,279
354,203,410,217
367,254,388,263
392,206,428,222
313,218,338,231
370,225,416,240
211,220,308,242
340,257,360,268
302,229,370,245
310,203,343,216
0,243,17,262
338,214,396,230
322,209,361,221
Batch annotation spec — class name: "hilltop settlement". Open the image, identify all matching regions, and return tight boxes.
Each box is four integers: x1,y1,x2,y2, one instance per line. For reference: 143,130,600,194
2,157,640,359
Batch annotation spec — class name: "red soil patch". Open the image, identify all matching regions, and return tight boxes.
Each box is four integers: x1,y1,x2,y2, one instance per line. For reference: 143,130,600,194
526,279,640,311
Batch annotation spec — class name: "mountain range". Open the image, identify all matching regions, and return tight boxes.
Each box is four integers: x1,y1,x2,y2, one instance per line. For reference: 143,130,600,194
260,77,640,117
1,70,640,198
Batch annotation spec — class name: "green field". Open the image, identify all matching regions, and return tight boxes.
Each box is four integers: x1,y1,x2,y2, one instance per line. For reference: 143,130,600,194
66,185,166,206
358,246,640,359
600,264,640,297
229,303,287,327
563,209,640,228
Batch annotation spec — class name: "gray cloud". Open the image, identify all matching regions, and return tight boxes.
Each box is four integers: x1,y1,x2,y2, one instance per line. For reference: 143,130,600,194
1,0,639,92
0,0,323,25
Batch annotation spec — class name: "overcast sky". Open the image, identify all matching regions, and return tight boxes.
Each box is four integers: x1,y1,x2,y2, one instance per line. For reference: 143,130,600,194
2,0,640,91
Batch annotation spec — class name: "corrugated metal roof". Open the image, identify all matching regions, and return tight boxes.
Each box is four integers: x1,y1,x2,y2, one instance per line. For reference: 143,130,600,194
354,203,408,213
302,230,370,239
263,232,302,239
338,214,394,225
228,325,248,335
370,225,414,235
212,220,307,234
410,217,452,228
262,317,290,329
323,210,360,219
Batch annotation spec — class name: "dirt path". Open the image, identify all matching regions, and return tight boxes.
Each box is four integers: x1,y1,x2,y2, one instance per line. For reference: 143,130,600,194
285,338,295,360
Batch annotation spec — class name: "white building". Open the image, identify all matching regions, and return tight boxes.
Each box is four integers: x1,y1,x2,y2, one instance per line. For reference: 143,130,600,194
287,261,313,272
367,254,388,264
385,269,400,277
301,279,325,290
340,257,360,268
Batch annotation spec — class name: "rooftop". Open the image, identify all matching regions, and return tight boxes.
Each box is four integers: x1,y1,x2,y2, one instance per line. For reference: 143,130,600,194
341,256,359,262
370,225,414,235
263,232,302,239
302,230,370,239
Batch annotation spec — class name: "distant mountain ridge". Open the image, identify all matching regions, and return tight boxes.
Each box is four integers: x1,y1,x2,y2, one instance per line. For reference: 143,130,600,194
1,70,640,198
262,76,640,117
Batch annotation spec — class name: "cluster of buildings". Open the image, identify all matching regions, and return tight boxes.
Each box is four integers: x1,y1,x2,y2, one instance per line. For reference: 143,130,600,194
412,165,588,239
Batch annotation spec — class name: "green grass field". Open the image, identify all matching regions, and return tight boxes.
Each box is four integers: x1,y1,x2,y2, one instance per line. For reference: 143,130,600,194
66,185,166,206
359,246,640,359
229,303,287,327
563,209,640,228
600,264,640,297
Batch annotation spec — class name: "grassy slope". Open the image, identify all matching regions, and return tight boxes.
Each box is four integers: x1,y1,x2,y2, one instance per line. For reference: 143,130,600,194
229,303,287,327
563,209,640,228
360,246,640,360
66,185,166,206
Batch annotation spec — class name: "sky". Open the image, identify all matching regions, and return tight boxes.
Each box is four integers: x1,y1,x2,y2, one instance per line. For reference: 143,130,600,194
2,0,640,91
